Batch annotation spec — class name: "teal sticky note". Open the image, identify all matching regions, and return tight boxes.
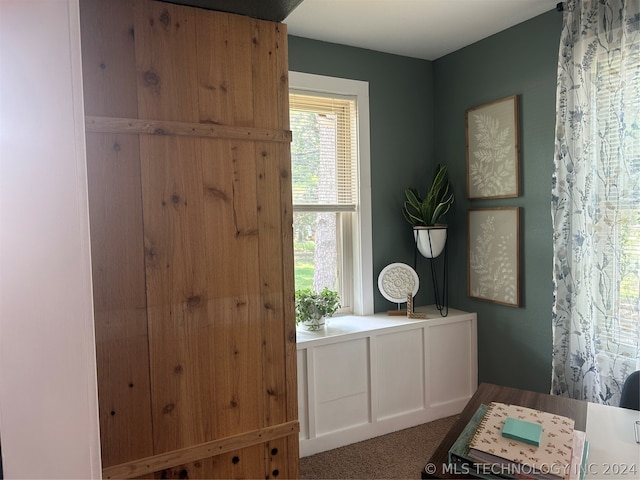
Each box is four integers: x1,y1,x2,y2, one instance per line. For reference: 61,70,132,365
502,417,542,447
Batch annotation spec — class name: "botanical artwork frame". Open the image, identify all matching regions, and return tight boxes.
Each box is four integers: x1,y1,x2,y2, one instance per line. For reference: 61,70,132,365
466,95,520,199
467,207,520,307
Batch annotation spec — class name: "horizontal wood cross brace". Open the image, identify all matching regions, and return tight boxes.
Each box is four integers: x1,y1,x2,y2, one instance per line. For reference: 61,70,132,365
102,420,300,479
86,116,292,143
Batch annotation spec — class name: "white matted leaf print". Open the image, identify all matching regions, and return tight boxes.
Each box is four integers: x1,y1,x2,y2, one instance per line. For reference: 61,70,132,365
468,208,519,306
466,96,519,199
470,114,514,194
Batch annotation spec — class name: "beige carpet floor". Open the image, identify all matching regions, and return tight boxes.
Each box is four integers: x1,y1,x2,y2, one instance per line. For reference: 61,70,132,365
299,414,458,479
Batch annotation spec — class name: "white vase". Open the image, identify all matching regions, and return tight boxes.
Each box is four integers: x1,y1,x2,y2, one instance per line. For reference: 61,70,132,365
413,226,447,258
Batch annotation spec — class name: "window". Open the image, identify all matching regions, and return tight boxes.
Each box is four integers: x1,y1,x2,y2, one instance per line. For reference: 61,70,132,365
288,72,373,315
593,50,640,373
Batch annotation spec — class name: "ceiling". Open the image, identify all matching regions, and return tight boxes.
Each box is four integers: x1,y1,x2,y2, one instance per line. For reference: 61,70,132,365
163,0,561,62
284,0,561,61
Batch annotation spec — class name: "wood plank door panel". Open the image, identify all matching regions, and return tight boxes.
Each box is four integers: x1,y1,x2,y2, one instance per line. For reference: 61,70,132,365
139,135,216,453
201,139,265,439
85,132,154,467
254,141,291,428
196,11,254,126
134,1,199,122
251,18,277,129
80,0,138,118
280,173,297,428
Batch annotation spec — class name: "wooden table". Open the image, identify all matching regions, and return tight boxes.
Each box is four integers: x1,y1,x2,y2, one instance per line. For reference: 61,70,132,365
422,383,588,479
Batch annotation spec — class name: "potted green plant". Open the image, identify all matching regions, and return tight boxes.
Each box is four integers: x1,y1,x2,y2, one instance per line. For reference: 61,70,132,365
295,287,341,331
402,164,455,258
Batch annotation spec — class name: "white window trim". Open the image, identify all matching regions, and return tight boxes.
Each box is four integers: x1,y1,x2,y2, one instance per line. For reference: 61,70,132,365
289,71,374,315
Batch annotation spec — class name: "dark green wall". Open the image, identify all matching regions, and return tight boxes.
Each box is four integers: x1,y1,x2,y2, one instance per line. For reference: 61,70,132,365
433,10,562,393
288,8,562,393
288,36,436,310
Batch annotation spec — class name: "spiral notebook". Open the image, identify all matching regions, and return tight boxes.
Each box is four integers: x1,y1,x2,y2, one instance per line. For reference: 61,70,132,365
468,402,575,480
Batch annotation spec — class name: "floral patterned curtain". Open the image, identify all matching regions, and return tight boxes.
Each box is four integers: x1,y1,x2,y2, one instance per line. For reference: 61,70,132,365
551,0,640,404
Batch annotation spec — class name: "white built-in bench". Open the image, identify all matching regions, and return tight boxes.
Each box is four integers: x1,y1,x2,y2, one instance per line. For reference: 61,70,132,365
296,305,478,457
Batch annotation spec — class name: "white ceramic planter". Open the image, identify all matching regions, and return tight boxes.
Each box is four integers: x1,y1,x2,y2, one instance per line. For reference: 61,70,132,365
300,315,326,331
413,226,447,258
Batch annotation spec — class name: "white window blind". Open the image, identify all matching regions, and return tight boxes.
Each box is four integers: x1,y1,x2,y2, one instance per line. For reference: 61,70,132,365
289,92,358,210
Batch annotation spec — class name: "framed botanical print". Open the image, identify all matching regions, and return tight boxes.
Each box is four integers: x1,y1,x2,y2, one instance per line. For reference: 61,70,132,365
466,95,520,199
468,207,521,307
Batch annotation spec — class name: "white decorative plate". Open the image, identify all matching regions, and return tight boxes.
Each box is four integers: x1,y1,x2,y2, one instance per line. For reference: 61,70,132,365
377,262,419,304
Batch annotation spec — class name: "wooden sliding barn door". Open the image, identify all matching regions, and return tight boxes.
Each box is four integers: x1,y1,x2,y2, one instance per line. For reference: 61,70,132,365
80,1,298,477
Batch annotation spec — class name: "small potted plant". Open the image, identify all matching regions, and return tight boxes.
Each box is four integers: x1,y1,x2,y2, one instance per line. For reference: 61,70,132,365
402,164,454,258
295,287,341,331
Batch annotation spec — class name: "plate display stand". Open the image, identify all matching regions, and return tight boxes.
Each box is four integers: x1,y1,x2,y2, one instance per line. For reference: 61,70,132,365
377,263,420,315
